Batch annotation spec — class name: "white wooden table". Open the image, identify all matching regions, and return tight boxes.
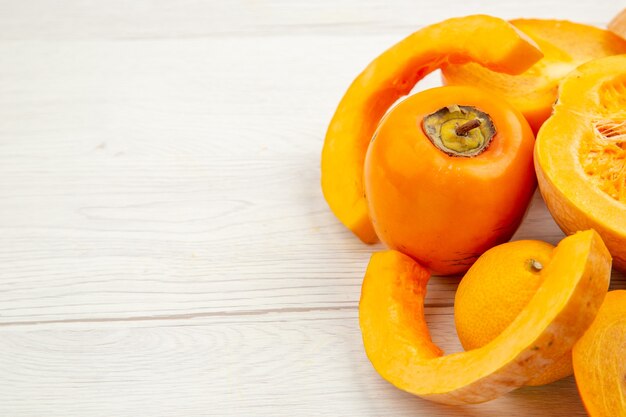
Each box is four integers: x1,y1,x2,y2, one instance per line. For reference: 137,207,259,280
1,1,624,415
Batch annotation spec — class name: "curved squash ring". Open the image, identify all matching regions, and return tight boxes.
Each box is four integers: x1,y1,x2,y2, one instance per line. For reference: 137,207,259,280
573,290,626,417
321,15,542,243
359,230,611,404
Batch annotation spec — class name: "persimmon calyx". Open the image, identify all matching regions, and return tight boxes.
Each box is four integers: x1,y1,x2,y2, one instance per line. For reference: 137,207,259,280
422,105,496,157
455,118,482,136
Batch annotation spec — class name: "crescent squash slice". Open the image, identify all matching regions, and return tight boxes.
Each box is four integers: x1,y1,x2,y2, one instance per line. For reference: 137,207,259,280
321,15,542,243
573,290,626,417
442,19,626,133
359,230,611,404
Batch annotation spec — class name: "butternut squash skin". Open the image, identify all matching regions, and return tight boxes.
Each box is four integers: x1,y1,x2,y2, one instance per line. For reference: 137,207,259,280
535,55,626,271
359,230,611,404
321,15,542,243
573,290,626,417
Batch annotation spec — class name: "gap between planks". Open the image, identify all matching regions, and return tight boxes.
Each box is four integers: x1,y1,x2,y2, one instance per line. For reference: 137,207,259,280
0,302,456,328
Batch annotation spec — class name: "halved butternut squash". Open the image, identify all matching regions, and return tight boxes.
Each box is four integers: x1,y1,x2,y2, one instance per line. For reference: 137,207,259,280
321,15,542,243
360,230,611,404
535,54,626,271
442,19,626,133
573,290,626,417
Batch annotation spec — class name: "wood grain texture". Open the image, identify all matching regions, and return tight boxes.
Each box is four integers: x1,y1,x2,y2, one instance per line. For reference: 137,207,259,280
0,310,590,417
0,0,621,39
0,1,625,415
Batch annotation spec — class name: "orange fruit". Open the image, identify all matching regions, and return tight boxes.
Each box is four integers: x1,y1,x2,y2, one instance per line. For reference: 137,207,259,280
454,239,574,386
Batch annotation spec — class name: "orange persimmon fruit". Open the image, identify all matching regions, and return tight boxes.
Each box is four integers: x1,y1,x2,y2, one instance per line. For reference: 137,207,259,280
442,19,626,133
321,15,542,243
364,85,536,275
454,239,573,386
573,290,626,417
535,54,626,271
359,230,611,404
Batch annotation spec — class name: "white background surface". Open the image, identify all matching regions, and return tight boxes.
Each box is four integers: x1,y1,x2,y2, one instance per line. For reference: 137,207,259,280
1,1,625,415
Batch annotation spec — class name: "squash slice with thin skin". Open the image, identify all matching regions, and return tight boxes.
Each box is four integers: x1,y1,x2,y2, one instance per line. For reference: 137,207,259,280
442,19,626,133
453,239,574,386
573,290,626,417
359,230,611,404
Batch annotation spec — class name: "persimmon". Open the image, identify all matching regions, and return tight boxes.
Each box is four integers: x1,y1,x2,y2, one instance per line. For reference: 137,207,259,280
321,15,542,243
442,19,626,133
364,85,536,275
535,54,626,271
573,290,626,417
454,239,573,386
359,231,612,404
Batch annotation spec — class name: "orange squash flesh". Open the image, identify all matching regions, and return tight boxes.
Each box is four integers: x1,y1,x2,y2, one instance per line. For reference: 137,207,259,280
535,54,626,271
321,15,543,243
359,230,611,404
573,290,626,417
442,19,626,133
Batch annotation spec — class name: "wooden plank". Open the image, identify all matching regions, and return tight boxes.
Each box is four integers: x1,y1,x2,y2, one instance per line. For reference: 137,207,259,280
0,36,623,324
0,0,620,40
0,309,588,416
0,35,373,323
